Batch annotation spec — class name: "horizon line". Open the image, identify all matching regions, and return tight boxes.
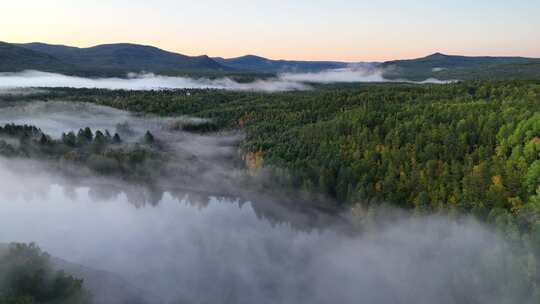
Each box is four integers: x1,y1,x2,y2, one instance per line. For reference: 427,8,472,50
5,40,540,63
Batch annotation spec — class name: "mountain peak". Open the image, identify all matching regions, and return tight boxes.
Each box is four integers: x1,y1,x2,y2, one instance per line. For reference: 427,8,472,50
426,52,449,58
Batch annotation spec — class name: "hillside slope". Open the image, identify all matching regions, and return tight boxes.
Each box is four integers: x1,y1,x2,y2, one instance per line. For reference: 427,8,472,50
0,42,72,73
382,52,540,80
16,42,230,76
3,41,540,79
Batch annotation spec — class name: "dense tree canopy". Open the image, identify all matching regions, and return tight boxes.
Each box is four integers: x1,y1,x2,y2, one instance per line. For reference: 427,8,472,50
36,82,540,231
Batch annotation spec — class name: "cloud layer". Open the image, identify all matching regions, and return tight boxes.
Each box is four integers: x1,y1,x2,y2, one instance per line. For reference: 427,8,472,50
0,70,309,92
280,67,386,83
0,163,531,304
0,69,449,92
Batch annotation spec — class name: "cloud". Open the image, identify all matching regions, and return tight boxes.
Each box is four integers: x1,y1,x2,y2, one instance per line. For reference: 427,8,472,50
0,70,309,92
0,69,451,92
0,163,532,304
279,67,453,84
279,67,386,83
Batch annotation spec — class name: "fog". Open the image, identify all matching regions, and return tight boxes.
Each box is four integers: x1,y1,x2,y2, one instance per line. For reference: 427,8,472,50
279,68,451,84
0,159,532,304
0,70,311,92
0,101,132,137
0,69,449,92
0,100,534,304
280,67,387,83
0,101,336,222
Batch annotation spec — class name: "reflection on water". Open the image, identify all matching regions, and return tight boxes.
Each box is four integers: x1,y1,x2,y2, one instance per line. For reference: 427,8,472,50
0,181,335,303
0,100,340,228
0,180,527,304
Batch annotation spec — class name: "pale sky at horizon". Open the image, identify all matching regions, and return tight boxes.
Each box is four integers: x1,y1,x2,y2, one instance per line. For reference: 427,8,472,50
1,0,539,61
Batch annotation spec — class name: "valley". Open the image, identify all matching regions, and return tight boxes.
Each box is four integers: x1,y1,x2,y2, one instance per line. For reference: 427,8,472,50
1,3,540,301
0,80,539,303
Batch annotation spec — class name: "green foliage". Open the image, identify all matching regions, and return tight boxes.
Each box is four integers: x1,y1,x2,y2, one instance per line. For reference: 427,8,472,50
35,81,540,228
0,243,90,304
0,124,163,181
181,121,219,133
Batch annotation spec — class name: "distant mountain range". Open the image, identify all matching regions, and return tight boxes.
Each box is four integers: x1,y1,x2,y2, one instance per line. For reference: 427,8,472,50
1,42,352,77
213,55,350,72
1,41,539,80
10,42,228,76
382,52,540,80
0,42,73,72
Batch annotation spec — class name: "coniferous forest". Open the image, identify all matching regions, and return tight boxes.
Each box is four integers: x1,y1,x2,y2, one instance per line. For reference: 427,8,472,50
26,81,540,232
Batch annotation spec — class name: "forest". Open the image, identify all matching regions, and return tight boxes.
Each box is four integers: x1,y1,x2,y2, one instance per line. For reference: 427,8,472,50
13,82,536,236
25,82,540,229
3,79,540,300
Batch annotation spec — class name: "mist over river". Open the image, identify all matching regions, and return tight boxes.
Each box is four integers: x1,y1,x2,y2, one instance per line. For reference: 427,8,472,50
0,100,532,304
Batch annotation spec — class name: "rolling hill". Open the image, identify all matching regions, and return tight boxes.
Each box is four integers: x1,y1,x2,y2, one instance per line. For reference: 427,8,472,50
382,52,540,80
16,42,230,76
1,41,540,80
0,42,73,73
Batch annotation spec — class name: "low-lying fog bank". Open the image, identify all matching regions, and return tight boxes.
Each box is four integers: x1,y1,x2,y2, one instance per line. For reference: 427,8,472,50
0,99,533,304
0,69,449,92
0,100,340,224
0,157,532,304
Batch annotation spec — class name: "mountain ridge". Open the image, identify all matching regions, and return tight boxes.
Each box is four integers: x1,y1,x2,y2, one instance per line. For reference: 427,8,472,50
381,52,540,80
0,42,74,73
16,42,229,76
1,41,540,80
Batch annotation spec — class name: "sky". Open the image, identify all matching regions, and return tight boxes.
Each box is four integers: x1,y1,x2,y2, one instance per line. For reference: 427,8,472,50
1,0,539,61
